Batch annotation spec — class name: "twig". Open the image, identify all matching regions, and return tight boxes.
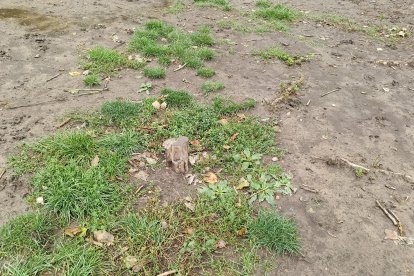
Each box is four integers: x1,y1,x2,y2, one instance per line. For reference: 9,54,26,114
134,184,145,195
46,72,62,82
300,185,318,193
157,270,178,276
340,158,370,172
0,168,5,180
327,231,337,238
7,97,66,110
174,63,187,72
385,184,396,190
56,118,72,128
376,200,398,226
306,99,311,106
320,87,341,97
377,169,414,184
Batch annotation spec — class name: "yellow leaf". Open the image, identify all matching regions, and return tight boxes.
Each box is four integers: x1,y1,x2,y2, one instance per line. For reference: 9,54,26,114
64,226,87,237
238,228,247,237
203,172,218,184
69,71,81,77
235,178,249,190
218,118,228,125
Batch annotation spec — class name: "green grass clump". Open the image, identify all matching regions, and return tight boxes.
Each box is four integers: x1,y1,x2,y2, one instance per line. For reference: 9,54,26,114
144,66,166,79
166,0,186,14
248,210,300,254
82,46,143,76
0,212,57,257
254,2,301,22
193,0,230,11
212,97,256,115
161,88,194,107
83,74,100,87
201,81,225,94
129,21,215,70
256,0,271,8
197,67,215,78
256,47,311,66
101,99,156,127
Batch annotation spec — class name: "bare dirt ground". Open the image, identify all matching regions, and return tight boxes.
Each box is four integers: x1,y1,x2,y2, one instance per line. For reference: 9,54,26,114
1,0,414,275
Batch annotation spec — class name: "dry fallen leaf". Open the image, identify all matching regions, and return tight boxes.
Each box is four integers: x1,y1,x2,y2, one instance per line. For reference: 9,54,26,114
238,227,247,237
65,226,87,237
183,227,194,235
190,140,201,146
216,240,226,249
91,155,100,167
237,113,246,120
384,229,399,240
184,202,195,212
203,172,218,184
134,170,149,181
235,178,250,190
218,118,228,125
230,132,239,141
223,145,231,150
93,230,114,246
69,71,81,77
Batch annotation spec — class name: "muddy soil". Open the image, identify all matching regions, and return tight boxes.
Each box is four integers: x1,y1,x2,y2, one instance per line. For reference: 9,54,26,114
1,0,413,275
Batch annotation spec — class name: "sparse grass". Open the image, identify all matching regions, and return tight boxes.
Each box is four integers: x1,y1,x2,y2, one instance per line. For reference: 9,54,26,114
256,47,312,66
197,67,215,78
82,46,144,76
3,93,298,274
129,21,215,70
161,88,194,107
166,0,186,14
201,81,225,94
248,210,300,254
144,66,166,79
194,0,231,11
83,74,100,87
254,2,301,22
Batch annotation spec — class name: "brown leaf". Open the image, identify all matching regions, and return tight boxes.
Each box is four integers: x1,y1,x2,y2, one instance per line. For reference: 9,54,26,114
183,227,194,235
190,140,201,146
91,155,100,167
238,228,247,237
203,172,218,184
93,230,114,246
237,113,246,120
216,240,226,249
230,132,239,141
218,118,228,125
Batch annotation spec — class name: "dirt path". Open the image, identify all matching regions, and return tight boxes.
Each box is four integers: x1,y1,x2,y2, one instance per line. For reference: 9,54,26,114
1,0,413,275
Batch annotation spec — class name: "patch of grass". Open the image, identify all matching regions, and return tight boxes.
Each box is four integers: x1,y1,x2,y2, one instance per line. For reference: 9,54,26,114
82,46,143,76
254,2,301,22
144,66,166,79
83,74,100,87
248,210,300,254
166,0,186,14
217,19,251,32
256,47,312,66
161,88,194,107
129,21,215,70
194,0,231,11
201,81,225,94
0,212,57,257
197,67,215,78
212,97,256,115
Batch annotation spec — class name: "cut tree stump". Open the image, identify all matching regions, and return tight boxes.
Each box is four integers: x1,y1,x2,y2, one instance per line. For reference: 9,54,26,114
163,136,189,173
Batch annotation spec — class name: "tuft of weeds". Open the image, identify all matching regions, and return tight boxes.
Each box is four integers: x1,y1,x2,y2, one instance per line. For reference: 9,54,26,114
166,0,186,14
248,210,300,254
83,74,100,87
256,47,312,66
201,81,225,94
197,67,215,78
129,21,215,70
82,46,144,76
193,0,231,11
144,66,166,79
212,97,256,115
254,2,301,22
161,88,194,107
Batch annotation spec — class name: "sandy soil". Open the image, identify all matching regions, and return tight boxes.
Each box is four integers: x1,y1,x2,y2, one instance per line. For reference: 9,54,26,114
1,0,413,275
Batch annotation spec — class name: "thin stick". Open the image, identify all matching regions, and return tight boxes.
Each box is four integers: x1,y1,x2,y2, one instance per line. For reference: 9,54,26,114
134,184,145,195
306,99,311,106
0,168,5,180
46,73,62,82
157,270,178,276
76,88,109,96
384,184,396,190
174,63,187,72
7,98,66,110
56,118,72,128
376,200,398,226
388,209,400,224
301,185,318,193
340,158,370,172
321,88,341,97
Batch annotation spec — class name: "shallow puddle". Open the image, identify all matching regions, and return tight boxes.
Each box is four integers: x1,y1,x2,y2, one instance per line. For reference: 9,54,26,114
0,8,67,31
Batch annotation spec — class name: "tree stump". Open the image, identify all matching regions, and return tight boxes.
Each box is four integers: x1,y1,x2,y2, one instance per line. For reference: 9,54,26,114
163,136,189,173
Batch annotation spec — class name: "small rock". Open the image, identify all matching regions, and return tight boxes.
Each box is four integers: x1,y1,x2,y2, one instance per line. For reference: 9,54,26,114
82,70,90,76
36,196,44,205
93,230,114,246
307,207,315,214
160,102,167,109
272,157,279,162
152,101,161,110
